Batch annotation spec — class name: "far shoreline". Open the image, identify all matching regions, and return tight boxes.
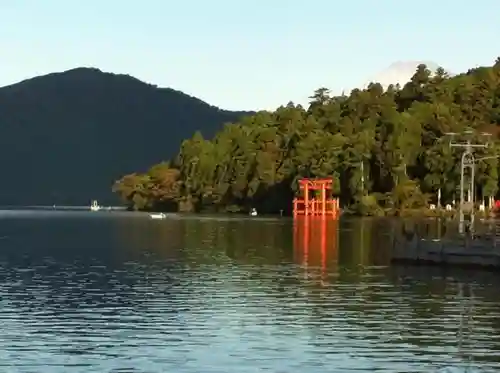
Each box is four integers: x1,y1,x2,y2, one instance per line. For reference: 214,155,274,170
123,206,498,220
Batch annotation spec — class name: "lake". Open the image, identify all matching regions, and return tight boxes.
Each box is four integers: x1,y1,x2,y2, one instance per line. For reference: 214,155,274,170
0,210,498,372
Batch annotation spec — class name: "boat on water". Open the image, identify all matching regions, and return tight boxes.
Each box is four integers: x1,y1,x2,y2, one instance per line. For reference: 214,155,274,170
90,200,101,212
149,213,166,219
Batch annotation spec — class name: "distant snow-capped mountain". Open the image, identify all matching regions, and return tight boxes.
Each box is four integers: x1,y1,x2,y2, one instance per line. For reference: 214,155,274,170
363,61,450,89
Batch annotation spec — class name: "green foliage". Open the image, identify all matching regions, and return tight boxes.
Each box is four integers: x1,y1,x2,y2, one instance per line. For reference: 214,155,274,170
351,194,384,216
113,59,500,215
391,180,430,211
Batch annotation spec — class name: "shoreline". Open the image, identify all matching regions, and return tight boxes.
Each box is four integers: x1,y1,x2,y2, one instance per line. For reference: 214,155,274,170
125,206,498,220
7,205,493,221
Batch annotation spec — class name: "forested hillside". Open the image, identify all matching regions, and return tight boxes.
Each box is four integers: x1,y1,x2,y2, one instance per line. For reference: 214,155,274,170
113,59,500,215
0,68,251,205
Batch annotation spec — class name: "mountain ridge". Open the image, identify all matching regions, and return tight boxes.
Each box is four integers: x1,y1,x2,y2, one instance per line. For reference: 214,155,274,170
0,67,239,112
0,67,254,206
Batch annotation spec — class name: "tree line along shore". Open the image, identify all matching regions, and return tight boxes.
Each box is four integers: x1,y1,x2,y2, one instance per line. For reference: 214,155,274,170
112,59,500,216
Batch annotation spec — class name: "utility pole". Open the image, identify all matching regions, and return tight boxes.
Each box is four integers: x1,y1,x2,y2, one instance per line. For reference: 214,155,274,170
360,160,364,194
447,130,491,234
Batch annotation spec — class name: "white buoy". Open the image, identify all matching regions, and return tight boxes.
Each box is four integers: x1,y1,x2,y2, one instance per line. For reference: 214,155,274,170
149,213,166,219
90,200,100,211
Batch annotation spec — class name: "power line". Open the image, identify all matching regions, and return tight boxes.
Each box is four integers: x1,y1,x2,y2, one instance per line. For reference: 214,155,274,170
446,130,491,234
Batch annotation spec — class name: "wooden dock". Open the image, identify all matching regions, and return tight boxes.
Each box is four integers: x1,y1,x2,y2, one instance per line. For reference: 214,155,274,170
390,219,500,269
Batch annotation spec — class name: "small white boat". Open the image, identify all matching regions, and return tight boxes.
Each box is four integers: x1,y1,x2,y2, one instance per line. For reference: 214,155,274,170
90,200,100,212
149,213,166,219
250,208,258,217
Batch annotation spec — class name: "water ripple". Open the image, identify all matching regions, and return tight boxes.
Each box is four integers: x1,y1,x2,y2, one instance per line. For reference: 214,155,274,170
0,215,498,372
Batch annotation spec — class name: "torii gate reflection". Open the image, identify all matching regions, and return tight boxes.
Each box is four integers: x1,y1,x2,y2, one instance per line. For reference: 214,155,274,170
293,216,339,280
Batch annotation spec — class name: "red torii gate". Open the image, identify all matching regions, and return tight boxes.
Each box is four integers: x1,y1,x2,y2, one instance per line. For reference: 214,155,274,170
293,178,339,218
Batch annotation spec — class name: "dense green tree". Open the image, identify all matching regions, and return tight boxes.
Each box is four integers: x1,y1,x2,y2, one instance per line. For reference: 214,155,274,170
113,59,500,215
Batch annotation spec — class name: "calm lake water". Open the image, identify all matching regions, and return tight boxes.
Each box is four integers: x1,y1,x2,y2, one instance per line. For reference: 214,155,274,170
0,210,499,372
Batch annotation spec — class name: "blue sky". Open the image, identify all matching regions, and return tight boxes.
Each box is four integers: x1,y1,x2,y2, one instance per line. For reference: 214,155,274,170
1,0,499,111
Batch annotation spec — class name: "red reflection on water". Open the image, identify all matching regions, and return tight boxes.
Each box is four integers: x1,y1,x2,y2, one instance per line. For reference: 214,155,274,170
293,216,339,273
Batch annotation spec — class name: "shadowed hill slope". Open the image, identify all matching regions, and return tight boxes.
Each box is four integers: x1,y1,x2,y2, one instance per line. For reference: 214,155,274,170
0,67,253,206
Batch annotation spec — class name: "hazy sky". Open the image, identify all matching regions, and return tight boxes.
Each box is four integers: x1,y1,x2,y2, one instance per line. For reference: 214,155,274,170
1,0,499,110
